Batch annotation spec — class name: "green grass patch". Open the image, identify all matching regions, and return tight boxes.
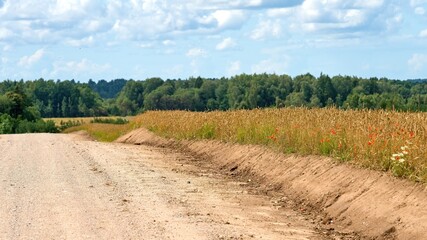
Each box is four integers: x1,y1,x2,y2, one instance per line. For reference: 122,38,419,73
64,123,131,142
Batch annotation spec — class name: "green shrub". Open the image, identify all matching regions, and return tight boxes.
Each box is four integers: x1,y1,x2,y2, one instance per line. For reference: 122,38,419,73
90,117,129,125
15,119,58,133
0,114,14,134
58,120,83,131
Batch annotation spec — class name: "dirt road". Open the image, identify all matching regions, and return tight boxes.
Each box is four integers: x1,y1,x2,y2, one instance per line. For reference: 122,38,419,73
0,134,324,239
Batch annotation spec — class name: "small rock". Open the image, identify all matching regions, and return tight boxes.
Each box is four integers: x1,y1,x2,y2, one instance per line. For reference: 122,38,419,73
230,166,238,172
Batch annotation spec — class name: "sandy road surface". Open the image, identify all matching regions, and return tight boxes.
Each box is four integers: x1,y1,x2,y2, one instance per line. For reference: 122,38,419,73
0,134,324,239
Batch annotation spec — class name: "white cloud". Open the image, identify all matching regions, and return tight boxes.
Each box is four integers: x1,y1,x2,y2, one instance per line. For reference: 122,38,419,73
2,44,11,51
408,53,427,72
110,3,250,41
280,0,401,36
251,20,281,40
0,0,404,46
410,0,427,7
227,60,241,75
186,48,207,57
162,40,175,46
354,0,384,8
251,57,289,74
0,0,302,45
420,29,427,37
228,0,303,9
267,8,293,17
139,42,154,48
216,37,236,50
415,7,425,15
49,0,103,21
51,58,110,77
0,0,111,45
211,10,247,30
0,27,13,40
66,36,94,47
18,49,45,67
296,1,368,31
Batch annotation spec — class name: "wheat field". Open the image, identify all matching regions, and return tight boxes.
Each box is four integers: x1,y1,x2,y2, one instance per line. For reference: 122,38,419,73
132,108,427,182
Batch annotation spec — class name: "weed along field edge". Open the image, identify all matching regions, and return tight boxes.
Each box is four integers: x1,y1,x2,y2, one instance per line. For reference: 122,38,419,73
64,108,427,239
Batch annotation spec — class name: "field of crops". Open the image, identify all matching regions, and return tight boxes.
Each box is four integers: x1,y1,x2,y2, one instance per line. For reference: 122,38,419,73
131,108,427,183
45,116,134,126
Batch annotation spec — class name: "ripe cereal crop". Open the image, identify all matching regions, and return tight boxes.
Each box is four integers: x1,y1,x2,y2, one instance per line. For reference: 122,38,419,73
132,108,427,183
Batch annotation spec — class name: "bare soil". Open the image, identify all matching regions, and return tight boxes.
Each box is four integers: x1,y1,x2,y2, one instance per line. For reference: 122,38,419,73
116,128,427,240
0,133,328,239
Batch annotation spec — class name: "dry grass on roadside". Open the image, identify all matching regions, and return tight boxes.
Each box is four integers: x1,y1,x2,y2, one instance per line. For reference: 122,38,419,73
63,123,131,142
132,108,427,183
44,117,94,126
45,116,134,126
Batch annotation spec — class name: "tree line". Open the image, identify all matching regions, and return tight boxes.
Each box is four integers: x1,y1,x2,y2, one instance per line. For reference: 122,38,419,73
109,74,427,115
0,84,57,134
1,74,427,124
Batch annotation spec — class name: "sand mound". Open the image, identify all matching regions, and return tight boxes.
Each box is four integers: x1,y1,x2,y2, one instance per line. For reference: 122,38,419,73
116,128,427,239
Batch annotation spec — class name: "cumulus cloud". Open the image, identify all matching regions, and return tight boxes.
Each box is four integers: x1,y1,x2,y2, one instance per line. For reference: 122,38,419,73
408,53,427,72
18,49,45,67
276,0,402,37
267,8,293,18
420,29,427,37
66,36,95,47
210,10,247,30
0,0,407,47
228,0,303,9
182,0,302,11
251,20,282,40
354,0,384,8
251,57,289,74
2,44,11,51
410,0,427,7
216,37,236,50
0,0,304,45
415,7,425,15
0,0,112,45
186,48,207,57
51,58,110,77
0,27,13,40
111,5,249,40
268,2,384,36
162,40,175,46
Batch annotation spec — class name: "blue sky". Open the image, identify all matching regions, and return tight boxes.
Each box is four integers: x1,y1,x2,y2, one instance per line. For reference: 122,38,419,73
0,0,426,82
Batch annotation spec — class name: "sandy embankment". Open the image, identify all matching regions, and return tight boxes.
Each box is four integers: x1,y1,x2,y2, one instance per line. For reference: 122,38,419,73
117,128,427,239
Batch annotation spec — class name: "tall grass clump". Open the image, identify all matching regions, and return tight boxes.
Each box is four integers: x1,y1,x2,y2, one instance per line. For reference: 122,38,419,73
132,108,427,183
